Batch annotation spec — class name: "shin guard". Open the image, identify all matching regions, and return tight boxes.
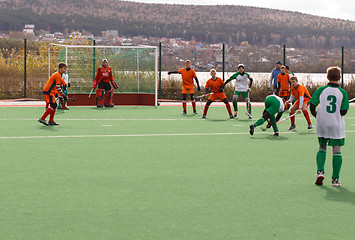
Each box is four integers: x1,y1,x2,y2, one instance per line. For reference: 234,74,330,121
105,89,114,107
96,89,104,107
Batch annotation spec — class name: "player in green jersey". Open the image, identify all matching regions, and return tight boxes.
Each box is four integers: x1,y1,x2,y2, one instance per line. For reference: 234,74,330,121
249,94,285,136
310,66,349,187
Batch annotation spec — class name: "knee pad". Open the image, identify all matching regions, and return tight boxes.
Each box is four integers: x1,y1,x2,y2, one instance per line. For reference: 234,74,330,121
222,98,229,104
96,88,104,106
50,102,57,109
262,110,271,121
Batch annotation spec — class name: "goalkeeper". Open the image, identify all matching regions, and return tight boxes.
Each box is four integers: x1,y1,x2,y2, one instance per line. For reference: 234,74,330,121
249,93,285,136
92,59,118,108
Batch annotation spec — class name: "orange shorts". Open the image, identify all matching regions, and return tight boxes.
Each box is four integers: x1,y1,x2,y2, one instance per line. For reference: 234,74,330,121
209,92,227,102
44,93,56,104
278,89,289,97
182,85,194,94
294,99,310,108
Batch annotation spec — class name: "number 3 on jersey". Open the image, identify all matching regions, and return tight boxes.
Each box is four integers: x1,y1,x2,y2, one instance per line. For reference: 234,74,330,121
326,95,337,113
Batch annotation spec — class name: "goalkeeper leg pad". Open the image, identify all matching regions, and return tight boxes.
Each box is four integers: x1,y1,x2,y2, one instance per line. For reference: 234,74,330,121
105,89,114,107
96,88,104,107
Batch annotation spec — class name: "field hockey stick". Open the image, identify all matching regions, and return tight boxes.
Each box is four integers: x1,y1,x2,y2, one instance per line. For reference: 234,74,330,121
262,112,300,131
68,96,76,101
276,111,300,125
195,92,214,99
88,88,94,98
349,97,355,103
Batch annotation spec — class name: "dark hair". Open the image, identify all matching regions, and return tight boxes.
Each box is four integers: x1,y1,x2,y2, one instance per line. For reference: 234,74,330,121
285,65,290,70
327,66,341,81
58,62,67,69
290,76,298,81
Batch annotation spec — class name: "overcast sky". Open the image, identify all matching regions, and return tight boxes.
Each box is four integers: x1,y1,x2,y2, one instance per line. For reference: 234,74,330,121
129,0,355,21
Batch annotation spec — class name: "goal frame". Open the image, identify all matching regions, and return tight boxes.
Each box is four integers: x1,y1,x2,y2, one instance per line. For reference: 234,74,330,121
48,43,159,106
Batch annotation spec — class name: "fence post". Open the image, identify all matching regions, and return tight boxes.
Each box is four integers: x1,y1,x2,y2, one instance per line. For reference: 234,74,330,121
92,39,96,81
283,44,286,66
222,43,225,81
341,46,344,88
24,38,27,98
159,41,162,99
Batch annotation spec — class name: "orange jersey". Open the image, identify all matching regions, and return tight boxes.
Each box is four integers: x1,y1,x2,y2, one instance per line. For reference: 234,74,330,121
43,71,66,96
178,68,197,87
205,77,224,93
290,84,311,101
277,73,290,90
94,66,114,85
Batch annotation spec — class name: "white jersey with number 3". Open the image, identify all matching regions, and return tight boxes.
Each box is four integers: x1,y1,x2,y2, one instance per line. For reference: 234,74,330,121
310,84,349,139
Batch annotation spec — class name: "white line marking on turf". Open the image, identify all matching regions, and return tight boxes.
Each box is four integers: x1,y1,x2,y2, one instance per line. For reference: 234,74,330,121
232,125,245,127
102,125,113,127
1,130,355,140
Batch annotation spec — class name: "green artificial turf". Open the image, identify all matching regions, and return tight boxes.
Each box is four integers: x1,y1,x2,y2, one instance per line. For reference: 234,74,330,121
0,105,354,240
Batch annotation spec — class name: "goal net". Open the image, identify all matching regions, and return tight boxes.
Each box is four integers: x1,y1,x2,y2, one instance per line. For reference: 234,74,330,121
48,43,158,106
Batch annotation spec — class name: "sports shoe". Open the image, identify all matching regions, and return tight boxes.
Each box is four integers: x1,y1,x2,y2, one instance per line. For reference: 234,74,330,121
182,111,187,115
201,115,206,119
230,115,235,119
249,124,255,135
315,170,324,185
64,107,69,110
273,132,279,136
332,178,341,187
48,121,59,126
308,124,313,129
97,104,103,108
57,105,62,109
193,110,198,114
38,118,49,126
234,111,238,118
288,125,296,130
246,112,252,119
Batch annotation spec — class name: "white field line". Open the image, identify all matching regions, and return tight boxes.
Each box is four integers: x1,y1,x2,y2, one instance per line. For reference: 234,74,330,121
0,116,354,121
1,130,355,140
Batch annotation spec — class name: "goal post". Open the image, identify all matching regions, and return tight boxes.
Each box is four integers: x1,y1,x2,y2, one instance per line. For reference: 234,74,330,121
48,43,158,106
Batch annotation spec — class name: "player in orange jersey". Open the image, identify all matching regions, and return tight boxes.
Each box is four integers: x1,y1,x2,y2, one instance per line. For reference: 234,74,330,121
168,60,201,114
286,76,313,130
201,69,234,119
276,66,290,101
38,62,68,126
92,59,118,108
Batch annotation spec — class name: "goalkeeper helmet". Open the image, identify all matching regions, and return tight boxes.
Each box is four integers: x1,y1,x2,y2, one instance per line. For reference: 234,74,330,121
237,64,245,69
102,59,108,63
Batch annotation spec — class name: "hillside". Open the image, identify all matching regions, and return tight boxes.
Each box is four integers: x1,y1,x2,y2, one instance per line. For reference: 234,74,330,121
0,0,354,48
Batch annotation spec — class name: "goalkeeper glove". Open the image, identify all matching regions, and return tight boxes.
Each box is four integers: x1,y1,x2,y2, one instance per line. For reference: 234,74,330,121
112,81,118,89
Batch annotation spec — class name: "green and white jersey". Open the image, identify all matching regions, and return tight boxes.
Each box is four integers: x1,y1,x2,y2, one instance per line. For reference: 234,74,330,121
265,94,285,114
62,73,69,85
229,72,251,92
310,84,349,139
271,94,285,112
